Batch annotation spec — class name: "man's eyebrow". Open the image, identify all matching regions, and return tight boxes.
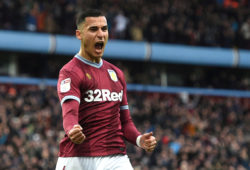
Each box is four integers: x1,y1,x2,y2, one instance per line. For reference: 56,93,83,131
88,26,98,29
88,25,108,30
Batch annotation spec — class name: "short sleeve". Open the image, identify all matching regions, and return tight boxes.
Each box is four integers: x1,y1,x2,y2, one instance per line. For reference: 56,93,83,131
57,69,81,105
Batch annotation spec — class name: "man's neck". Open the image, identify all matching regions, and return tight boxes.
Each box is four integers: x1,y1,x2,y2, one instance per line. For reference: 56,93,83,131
78,50,101,63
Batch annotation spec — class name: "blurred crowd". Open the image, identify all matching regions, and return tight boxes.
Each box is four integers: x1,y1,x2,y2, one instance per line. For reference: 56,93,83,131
0,84,250,170
0,0,250,49
114,61,250,90
0,85,61,170
11,54,250,91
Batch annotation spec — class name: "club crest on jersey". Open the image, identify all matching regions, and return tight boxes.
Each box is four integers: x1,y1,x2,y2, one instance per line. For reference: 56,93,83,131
60,78,71,93
86,73,91,80
108,69,118,82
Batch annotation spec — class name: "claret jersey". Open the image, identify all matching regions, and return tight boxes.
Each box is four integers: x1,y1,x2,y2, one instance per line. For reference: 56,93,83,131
57,54,140,157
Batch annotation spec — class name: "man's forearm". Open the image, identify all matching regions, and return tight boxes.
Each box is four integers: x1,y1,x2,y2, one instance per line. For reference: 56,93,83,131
120,109,141,145
62,100,79,134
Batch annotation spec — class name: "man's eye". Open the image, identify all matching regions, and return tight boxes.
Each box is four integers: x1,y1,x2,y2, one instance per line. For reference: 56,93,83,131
102,27,108,31
90,27,98,31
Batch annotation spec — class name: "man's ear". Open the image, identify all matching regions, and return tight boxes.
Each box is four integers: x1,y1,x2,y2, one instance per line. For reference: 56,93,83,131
76,30,82,40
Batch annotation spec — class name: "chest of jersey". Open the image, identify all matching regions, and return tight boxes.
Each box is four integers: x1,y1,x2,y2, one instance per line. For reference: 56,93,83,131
81,66,123,103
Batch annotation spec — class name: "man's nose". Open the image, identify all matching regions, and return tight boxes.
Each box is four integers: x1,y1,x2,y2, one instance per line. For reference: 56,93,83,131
97,29,105,38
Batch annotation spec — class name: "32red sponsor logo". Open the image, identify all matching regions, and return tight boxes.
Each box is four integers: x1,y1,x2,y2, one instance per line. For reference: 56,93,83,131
84,89,123,102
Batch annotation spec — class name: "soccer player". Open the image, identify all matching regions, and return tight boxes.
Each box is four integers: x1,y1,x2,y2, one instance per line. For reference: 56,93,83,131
55,9,157,170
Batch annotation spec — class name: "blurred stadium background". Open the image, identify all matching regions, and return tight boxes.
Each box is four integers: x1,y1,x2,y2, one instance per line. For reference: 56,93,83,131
0,0,250,169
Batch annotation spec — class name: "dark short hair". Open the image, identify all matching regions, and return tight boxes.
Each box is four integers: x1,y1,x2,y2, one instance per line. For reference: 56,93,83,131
76,9,104,28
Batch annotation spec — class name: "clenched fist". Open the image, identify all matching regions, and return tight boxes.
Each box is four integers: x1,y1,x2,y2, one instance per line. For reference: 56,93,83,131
139,132,157,152
68,124,86,144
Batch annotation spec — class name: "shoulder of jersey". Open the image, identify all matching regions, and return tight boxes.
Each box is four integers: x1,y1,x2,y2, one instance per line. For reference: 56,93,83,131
61,58,82,72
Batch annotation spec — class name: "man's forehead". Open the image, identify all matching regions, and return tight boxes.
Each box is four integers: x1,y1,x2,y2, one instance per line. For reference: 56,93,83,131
84,16,107,26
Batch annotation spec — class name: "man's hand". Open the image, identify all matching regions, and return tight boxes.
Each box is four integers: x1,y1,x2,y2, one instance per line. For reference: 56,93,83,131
68,124,86,144
139,132,157,152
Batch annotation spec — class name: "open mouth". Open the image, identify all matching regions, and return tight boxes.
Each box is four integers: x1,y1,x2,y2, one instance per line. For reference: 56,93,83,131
95,42,104,50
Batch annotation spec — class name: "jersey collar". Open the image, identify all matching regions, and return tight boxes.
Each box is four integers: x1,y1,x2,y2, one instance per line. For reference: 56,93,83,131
75,54,103,68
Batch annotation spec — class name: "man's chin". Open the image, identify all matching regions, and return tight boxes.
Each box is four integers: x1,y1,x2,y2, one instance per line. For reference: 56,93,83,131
94,52,104,58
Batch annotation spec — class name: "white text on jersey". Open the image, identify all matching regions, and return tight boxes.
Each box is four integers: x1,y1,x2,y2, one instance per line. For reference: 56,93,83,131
84,89,123,102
